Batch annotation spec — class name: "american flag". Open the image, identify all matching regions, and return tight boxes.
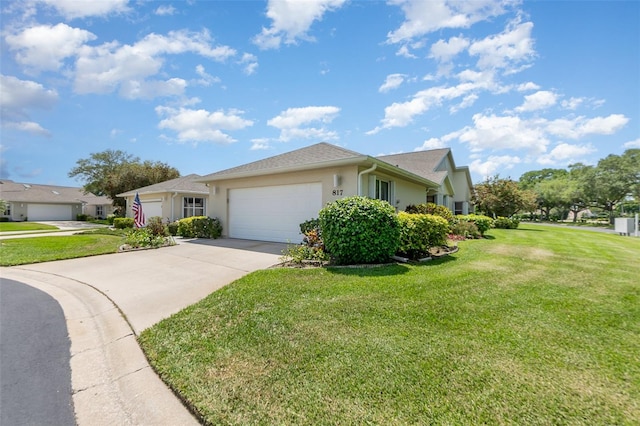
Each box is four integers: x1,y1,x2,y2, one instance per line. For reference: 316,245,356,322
132,192,146,228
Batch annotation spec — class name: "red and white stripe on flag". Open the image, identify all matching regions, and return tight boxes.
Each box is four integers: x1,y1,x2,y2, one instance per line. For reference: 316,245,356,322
132,192,146,228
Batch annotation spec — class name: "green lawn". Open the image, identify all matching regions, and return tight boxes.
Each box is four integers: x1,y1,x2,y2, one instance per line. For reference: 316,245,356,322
0,222,59,232
0,235,123,266
139,224,640,425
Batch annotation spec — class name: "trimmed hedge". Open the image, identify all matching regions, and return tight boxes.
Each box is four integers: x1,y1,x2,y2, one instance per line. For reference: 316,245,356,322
405,203,454,223
397,212,450,260
494,216,520,229
113,217,134,229
177,216,222,239
455,214,494,236
319,196,399,265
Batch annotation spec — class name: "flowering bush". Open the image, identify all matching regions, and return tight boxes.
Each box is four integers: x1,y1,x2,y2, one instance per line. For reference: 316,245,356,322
397,212,450,259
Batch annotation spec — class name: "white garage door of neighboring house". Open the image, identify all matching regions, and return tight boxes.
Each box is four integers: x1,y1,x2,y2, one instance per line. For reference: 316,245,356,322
229,183,322,243
141,201,163,220
27,204,73,221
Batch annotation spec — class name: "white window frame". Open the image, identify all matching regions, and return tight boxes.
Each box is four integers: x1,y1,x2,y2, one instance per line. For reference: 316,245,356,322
183,197,205,218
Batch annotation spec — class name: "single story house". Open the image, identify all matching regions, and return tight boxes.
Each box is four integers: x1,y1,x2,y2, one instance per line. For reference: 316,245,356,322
118,174,209,222
0,180,114,221
198,142,473,243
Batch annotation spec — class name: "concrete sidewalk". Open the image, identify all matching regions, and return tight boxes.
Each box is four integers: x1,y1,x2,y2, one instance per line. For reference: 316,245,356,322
1,238,286,425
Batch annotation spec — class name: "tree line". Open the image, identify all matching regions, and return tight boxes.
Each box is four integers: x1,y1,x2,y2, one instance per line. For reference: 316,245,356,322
473,149,640,223
69,150,180,213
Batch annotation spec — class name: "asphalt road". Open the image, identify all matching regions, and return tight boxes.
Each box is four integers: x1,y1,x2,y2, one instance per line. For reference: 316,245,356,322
0,278,76,426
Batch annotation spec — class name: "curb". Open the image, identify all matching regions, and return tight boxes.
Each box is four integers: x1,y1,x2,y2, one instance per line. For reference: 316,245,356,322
1,267,199,426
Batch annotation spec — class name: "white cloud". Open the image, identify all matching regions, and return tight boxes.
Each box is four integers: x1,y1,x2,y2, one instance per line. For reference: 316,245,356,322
387,0,512,44
5,23,96,73
155,5,176,16
537,143,595,165
379,74,407,93
545,114,629,139
267,106,340,141
156,106,253,144
0,75,57,135
515,90,557,112
470,155,521,179
253,0,347,50
74,29,236,98
194,65,220,86
561,97,584,110
468,19,535,72
450,93,479,114
430,36,470,61
239,53,258,75
517,81,540,92
623,138,640,148
250,139,272,150
415,137,447,151
2,121,51,137
368,81,488,133
396,44,417,58
38,0,130,19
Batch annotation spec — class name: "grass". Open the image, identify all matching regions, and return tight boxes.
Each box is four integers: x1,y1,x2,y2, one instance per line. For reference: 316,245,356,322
139,224,640,425
0,234,123,266
0,222,59,232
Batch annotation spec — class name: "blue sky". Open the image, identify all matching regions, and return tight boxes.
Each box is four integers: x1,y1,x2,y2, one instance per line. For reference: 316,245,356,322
1,0,638,187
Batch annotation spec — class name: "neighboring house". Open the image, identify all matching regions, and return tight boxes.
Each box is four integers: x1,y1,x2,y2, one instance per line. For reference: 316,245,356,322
377,148,473,215
198,142,474,243
0,180,114,221
118,174,209,222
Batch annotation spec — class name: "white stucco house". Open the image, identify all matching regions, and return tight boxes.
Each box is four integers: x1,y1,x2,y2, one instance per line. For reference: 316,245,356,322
197,143,473,243
118,174,209,222
0,180,113,221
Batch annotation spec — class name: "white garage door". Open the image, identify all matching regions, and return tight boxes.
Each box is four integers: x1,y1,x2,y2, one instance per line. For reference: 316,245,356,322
229,183,322,243
141,201,163,219
27,204,73,221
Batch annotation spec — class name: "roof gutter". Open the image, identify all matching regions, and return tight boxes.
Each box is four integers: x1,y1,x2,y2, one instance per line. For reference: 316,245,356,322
358,163,377,196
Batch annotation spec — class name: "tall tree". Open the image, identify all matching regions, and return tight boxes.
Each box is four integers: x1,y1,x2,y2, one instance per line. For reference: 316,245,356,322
473,175,537,218
69,150,180,212
518,168,568,191
582,150,640,223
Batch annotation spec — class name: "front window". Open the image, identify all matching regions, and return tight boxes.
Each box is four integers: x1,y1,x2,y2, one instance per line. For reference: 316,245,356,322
427,194,436,204
375,179,390,202
183,197,205,217
96,205,104,218
454,201,464,215
3,203,11,216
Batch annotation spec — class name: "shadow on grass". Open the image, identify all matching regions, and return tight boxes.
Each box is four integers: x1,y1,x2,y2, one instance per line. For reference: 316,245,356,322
326,263,410,277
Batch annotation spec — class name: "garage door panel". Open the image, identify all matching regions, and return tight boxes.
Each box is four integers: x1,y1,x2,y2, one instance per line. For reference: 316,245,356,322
141,201,162,219
229,183,322,243
27,204,73,221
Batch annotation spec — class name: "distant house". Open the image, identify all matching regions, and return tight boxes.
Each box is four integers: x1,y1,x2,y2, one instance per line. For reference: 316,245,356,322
117,174,209,222
0,180,114,221
198,142,474,243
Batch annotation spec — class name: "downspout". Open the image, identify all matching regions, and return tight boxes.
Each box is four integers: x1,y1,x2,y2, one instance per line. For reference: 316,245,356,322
357,163,377,196
171,192,178,221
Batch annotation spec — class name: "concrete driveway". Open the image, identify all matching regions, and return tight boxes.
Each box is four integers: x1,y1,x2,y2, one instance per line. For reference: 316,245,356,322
1,238,286,425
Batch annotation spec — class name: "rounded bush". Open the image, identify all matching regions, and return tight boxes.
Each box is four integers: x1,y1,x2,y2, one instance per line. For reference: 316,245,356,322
455,214,494,236
494,216,520,229
405,203,454,223
113,217,134,229
177,216,222,239
397,212,450,260
319,196,400,265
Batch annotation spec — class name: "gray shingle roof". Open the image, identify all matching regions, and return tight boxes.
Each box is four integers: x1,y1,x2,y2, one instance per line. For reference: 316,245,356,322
118,174,208,197
0,180,110,205
199,143,367,180
377,149,450,184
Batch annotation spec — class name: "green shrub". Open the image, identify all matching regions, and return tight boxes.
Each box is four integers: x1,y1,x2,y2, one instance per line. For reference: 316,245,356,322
299,218,320,235
146,216,168,237
124,228,167,249
451,220,480,239
319,196,399,265
397,212,450,260
113,217,135,229
76,214,88,221
167,221,179,236
405,203,454,223
177,216,222,239
107,214,117,225
455,214,494,236
0,217,9,222
494,216,520,229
